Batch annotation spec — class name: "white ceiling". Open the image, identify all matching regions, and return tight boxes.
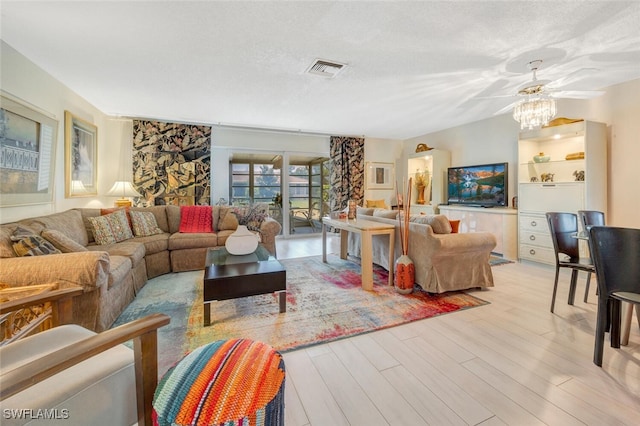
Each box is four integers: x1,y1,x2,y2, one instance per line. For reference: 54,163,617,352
2,1,640,139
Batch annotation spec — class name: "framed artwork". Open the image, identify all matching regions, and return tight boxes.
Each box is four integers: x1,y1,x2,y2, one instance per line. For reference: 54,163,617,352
0,94,58,207
365,162,394,190
65,110,97,197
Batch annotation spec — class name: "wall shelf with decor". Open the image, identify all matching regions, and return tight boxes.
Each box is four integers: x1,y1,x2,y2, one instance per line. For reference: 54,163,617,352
407,149,450,215
517,120,607,265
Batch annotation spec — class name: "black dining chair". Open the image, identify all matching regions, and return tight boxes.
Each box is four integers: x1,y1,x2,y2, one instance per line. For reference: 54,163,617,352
588,226,640,366
546,212,595,313
577,210,606,301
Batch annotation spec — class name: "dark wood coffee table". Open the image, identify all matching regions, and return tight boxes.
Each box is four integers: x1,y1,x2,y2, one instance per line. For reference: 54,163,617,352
203,245,286,326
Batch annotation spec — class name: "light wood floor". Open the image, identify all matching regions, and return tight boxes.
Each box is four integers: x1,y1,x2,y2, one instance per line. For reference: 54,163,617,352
275,235,640,426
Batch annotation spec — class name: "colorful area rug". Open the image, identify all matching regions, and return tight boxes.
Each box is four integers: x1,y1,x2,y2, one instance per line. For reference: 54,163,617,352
114,254,490,375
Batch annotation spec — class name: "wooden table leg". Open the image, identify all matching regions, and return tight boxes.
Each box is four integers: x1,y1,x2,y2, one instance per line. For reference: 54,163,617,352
278,291,286,313
322,222,327,263
339,229,348,260
361,230,373,291
204,302,211,326
387,229,395,286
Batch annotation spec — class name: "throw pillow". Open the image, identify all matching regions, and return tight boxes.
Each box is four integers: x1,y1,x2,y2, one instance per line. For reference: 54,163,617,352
88,209,134,245
41,229,88,253
365,199,388,209
232,204,268,232
130,210,164,237
11,226,61,256
179,205,213,233
449,220,461,233
218,206,239,231
101,206,132,228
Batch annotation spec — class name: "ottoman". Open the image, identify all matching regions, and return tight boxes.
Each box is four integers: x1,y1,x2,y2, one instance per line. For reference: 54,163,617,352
153,338,285,426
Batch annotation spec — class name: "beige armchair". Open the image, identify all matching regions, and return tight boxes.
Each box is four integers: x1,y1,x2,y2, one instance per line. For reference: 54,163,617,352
0,288,169,426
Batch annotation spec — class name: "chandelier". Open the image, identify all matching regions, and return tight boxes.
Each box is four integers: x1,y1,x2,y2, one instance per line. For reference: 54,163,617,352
513,94,557,130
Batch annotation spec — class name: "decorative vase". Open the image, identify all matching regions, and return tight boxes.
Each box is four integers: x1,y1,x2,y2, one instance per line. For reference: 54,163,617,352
225,225,259,255
533,152,550,163
416,185,426,205
394,254,415,294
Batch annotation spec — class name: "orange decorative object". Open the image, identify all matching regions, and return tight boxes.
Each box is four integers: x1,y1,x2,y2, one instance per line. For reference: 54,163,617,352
394,254,415,294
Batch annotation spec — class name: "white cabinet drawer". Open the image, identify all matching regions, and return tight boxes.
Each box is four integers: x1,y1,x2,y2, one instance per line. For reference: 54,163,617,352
519,214,549,233
520,230,552,248
519,243,555,265
519,183,584,212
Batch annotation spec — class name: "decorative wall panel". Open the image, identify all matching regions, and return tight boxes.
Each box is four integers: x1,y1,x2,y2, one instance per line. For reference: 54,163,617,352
132,120,211,206
329,136,364,211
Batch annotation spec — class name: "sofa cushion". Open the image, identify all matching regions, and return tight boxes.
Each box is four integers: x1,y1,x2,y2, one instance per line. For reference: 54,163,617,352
356,207,375,216
132,233,170,255
373,208,398,219
131,206,170,233
179,206,213,233
38,209,89,247
130,210,163,237
11,226,61,257
88,210,134,245
0,225,20,258
165,205,181,234
218,206,239,231
41,229,88,253
88,241,146,267
409,214,452,234
168,232,218,251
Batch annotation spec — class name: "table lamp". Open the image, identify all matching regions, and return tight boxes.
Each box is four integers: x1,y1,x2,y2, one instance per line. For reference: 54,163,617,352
106,180,142,207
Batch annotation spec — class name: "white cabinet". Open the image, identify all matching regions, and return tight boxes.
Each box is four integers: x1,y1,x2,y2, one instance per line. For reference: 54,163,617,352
439,205,518,260
517,120,607,265
407,149,450,214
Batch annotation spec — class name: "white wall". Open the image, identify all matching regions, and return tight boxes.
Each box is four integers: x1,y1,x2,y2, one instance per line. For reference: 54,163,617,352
1,42,119,223
363,137,405,207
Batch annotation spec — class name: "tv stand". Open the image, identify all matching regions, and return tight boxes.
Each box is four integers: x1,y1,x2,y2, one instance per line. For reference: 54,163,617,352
439,205,517,260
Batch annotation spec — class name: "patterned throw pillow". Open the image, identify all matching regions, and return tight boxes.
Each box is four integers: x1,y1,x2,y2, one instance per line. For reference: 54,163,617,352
41,229,88,252
179,205,213,233
130,210,164,237
11,226,61,256
88,209,134,245
232,204,268,232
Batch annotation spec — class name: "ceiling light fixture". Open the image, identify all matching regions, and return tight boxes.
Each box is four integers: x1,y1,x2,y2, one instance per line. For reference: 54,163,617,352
513,60,557,130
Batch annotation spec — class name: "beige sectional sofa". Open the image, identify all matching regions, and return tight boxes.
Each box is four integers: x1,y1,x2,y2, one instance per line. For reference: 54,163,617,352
348,207,497,293
0,205,281,332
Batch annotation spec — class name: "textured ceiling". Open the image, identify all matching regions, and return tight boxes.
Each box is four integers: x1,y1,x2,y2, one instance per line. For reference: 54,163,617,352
2,1,640,139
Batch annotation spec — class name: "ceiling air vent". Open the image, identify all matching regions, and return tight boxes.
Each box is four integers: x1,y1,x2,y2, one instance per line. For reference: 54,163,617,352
306,59,346,78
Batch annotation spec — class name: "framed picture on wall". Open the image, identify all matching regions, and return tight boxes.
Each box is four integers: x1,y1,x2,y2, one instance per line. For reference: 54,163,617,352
0,94,58,207
365,162,394,190
65,110,97,197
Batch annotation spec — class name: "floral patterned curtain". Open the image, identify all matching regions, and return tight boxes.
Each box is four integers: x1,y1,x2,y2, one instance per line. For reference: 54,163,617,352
329,136,364,211
132,120,211,206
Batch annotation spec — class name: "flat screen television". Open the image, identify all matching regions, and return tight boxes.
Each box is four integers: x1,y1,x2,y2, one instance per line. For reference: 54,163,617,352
446,162,508,207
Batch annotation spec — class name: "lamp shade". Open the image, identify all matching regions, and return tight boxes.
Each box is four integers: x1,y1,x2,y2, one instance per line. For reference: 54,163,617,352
106,181,142,198
70,180,88,194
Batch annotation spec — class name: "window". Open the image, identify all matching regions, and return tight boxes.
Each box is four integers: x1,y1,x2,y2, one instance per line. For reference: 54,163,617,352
230,162,281,205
